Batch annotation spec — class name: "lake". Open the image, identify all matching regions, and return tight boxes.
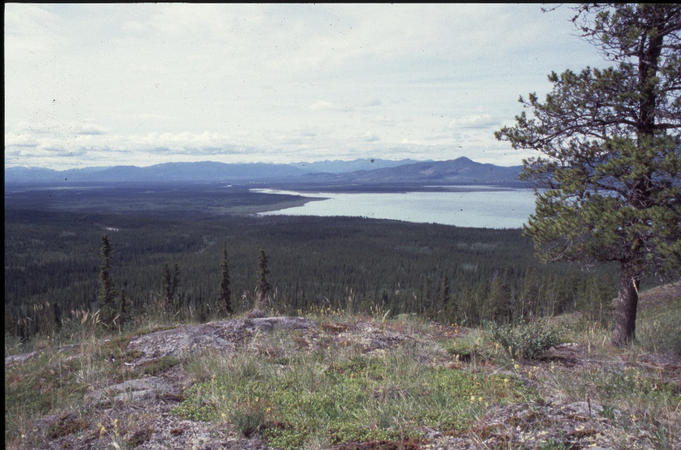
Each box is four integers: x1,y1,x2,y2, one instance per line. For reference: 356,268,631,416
252,187,537,229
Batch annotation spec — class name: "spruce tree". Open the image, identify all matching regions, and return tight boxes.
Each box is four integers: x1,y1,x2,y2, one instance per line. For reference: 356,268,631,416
495,4,681,346
161,263,172,309
257,249,272,309
119,287,129,326
172,263,180,304
219,247,233,314
442,274,450,308
97,235,117,324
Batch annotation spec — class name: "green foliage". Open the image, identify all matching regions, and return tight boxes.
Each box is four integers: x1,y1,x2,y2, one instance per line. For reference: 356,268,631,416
495,4,681,345
5,353,88,442
257,249,272,309
488,321,561,360
173,344,529,449
636,295,681,355
138,356,180,376
97,235,117,325
231,402,266,438
5,193,622,343
219,246,233,314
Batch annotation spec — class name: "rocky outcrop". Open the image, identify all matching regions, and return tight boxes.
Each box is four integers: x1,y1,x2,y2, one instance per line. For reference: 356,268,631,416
125,316,315,365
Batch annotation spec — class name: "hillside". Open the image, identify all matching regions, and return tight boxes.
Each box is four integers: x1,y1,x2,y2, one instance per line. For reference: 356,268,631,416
5,282,680,449
299,157,525,186
4,157,526,187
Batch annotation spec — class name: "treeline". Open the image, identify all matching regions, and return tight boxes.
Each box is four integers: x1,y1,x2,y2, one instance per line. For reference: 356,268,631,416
5,209,620,342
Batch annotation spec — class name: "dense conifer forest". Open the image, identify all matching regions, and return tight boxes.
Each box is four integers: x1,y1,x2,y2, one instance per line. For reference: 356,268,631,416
4,184,625,343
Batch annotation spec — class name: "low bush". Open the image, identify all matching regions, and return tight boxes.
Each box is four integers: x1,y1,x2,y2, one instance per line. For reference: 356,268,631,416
489,320,561,360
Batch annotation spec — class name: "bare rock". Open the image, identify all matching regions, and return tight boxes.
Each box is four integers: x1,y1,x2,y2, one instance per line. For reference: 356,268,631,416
126,316,315,365
5,350,40,366
85,376,178,405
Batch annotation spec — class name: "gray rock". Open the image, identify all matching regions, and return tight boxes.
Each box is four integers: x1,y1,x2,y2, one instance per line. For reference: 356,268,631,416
126,316,315,365
86,376,177,405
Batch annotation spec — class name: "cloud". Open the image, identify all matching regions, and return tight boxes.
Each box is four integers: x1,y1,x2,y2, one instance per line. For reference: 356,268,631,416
362,132,380,142
5,4,606,169
308,101,353,112
448,114,501,130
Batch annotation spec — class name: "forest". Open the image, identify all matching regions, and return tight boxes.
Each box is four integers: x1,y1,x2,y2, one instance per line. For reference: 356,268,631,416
4,182,627,344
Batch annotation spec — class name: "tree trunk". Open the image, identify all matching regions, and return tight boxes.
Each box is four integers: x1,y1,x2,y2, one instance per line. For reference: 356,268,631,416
612,263,639,346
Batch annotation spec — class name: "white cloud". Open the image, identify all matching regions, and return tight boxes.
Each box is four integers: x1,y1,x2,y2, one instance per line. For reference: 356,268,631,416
4,3,606,169
448,114,501,130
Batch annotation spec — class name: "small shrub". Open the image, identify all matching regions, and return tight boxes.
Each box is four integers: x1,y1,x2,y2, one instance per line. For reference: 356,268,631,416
232,403,266,437
127,427,153,447
445,340,478,362
47,413,89,439
489,321,560,360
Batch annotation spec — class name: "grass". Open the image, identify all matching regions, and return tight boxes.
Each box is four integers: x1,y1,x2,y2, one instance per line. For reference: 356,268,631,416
522,288,681,449
5,281,680,448
173,333,531,449
3,314,163,447
636,292,681,355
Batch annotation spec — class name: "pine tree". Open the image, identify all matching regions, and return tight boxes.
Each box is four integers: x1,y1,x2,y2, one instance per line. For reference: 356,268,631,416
495,4,681,346
97,235,117,324
219,247,233,314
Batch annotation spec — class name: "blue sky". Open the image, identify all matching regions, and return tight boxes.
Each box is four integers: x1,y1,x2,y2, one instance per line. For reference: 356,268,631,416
5,4,609,169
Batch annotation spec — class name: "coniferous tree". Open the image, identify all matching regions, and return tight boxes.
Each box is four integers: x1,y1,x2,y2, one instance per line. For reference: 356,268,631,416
257,249,272,310
97,235,117,324
441,274,450,308
172,263,180,304
161,263,172,309
495,4,681,345
119,287,129,326
53,300,62,331
219,247,233,314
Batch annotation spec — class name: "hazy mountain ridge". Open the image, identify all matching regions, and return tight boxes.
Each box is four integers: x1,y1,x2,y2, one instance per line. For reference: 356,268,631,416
289,158,426,173
5,157,525,186
300,157,525,186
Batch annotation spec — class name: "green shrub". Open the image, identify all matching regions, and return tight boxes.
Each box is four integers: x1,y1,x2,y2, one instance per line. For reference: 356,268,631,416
232,403,266,437
489,321,560,360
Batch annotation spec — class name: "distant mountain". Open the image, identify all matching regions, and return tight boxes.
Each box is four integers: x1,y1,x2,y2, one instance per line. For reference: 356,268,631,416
5,158,525,186
299,157,525,186
290,158,426,173
5,161,311,184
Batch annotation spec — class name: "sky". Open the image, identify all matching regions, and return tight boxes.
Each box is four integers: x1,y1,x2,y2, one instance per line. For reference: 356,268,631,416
5,3,610,170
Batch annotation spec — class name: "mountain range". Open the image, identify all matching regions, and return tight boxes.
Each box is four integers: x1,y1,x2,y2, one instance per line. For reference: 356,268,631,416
5,157,526,187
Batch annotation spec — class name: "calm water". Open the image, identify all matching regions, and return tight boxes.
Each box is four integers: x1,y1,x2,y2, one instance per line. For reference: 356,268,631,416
253,187,537,229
